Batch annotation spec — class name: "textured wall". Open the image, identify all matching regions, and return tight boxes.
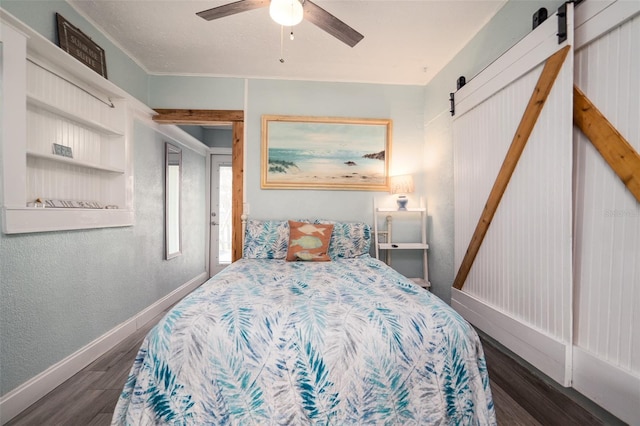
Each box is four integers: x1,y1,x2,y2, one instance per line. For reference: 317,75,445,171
148,75,245,110
1,2,207,396
0,120,207,395
204,128,233,148
424,111,455,303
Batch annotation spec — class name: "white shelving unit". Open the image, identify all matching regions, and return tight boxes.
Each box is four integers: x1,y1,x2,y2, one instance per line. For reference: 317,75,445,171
1,11,134,234
374,200,430,289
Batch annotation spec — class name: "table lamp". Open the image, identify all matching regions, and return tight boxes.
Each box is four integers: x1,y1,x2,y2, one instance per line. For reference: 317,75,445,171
389,175,414,210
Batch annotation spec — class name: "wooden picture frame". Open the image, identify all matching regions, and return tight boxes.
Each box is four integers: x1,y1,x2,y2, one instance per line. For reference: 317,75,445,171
261,115,392,190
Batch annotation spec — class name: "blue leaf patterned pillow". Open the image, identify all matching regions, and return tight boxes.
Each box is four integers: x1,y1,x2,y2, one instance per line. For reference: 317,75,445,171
243,220,289,259
314,220,371,259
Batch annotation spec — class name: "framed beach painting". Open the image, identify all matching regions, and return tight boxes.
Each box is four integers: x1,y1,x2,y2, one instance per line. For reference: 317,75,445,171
261,115,392,190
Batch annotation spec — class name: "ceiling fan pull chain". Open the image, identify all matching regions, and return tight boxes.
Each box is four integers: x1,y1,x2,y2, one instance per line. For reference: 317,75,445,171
279,25,285,63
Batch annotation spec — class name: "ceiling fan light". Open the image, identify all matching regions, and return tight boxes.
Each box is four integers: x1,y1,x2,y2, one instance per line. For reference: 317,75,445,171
269,0,303,27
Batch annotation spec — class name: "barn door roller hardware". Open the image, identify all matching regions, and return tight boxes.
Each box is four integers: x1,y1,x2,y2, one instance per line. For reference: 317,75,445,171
449,92,455,116
557,1,585,44
557,3,568,43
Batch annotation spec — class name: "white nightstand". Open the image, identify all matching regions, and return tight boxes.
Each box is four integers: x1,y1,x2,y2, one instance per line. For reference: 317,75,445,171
373,200,430,289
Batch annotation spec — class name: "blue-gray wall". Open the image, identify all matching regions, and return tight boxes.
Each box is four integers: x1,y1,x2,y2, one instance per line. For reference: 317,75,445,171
177,126,234,148
178,125,205,142
245,79,426,221
0,2,205,396
148,75,429,282
1,0,565,399
0,120,207,395
149,75,245,110
204,128,233,148
245,78,427,281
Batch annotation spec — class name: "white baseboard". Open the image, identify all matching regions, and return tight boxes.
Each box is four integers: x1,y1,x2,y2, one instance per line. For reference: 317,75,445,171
0,271,208,425
451,288,570,386
572,346,640,426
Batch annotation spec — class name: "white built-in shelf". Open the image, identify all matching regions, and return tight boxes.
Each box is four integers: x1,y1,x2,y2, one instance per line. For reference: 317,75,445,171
26,150,125,174
3,207,134,234
1,11,133,234
27,94,124,136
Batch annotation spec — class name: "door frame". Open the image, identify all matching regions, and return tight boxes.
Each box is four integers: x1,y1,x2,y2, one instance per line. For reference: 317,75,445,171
153,109,245,265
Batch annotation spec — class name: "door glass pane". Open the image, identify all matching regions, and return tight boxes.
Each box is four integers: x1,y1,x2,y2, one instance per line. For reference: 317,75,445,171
218,165,232,264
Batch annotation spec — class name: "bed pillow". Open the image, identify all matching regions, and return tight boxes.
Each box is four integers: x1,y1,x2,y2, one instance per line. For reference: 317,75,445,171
314,220,372,259
243,220,289,259
286,220,333,261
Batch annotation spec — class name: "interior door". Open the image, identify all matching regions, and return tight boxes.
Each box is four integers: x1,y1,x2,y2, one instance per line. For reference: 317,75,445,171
451,3,574,385
210,154,233,275
571,2,640,423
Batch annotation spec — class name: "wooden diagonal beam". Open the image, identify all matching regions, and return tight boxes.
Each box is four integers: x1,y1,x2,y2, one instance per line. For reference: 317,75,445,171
453,45,570,290
573,85,640,203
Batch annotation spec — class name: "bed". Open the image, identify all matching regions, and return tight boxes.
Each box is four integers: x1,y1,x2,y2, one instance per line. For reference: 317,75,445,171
112,219,495,425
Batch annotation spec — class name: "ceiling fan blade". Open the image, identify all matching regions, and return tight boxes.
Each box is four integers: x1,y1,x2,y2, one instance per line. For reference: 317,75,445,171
197,0,268,21
303,0,364,47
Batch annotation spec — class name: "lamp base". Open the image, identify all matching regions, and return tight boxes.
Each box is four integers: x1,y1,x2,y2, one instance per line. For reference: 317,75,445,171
397,196,409,211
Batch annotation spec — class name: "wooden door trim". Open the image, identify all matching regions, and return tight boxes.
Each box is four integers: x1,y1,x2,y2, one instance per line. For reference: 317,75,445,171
231,121,244,261
153,109,245,263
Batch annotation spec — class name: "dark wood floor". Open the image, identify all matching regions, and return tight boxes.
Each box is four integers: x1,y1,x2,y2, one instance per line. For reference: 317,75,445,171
7,313,621,426
482,335,622,426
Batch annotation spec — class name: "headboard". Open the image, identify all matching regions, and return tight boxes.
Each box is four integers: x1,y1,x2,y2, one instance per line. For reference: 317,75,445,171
241,217,372,260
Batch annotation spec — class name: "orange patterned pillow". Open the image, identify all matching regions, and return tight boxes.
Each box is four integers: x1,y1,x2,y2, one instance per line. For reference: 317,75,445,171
286,220,334,261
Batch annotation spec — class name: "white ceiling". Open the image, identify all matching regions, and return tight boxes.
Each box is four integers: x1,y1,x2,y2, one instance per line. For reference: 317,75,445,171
68,0,507,86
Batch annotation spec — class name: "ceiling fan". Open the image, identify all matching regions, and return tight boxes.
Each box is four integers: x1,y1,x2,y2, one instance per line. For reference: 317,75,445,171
196,0,364,47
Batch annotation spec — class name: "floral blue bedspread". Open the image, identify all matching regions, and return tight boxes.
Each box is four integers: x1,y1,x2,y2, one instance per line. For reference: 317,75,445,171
112,257,495,425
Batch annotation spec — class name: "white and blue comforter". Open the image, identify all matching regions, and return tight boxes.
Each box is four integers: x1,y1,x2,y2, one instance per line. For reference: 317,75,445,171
112,257,495,425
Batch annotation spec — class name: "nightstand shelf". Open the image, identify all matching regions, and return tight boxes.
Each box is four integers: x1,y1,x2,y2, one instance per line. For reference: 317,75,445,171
374,200,430,289
378,243,429,250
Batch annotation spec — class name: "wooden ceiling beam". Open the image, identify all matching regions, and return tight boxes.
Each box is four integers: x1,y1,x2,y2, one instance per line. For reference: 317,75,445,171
153,109,244,124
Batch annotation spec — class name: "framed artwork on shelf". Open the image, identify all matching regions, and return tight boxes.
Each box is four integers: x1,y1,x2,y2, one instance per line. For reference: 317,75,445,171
261,115,392,191
56,13,108,78
52,143,73,158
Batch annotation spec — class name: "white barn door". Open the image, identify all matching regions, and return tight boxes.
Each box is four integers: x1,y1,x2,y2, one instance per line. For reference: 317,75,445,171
451,4,575,385
452,1,640,423
572,2,640,424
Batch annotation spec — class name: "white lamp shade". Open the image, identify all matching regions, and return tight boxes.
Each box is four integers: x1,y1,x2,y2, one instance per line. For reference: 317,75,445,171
389,175,415,195
269,0,304,26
